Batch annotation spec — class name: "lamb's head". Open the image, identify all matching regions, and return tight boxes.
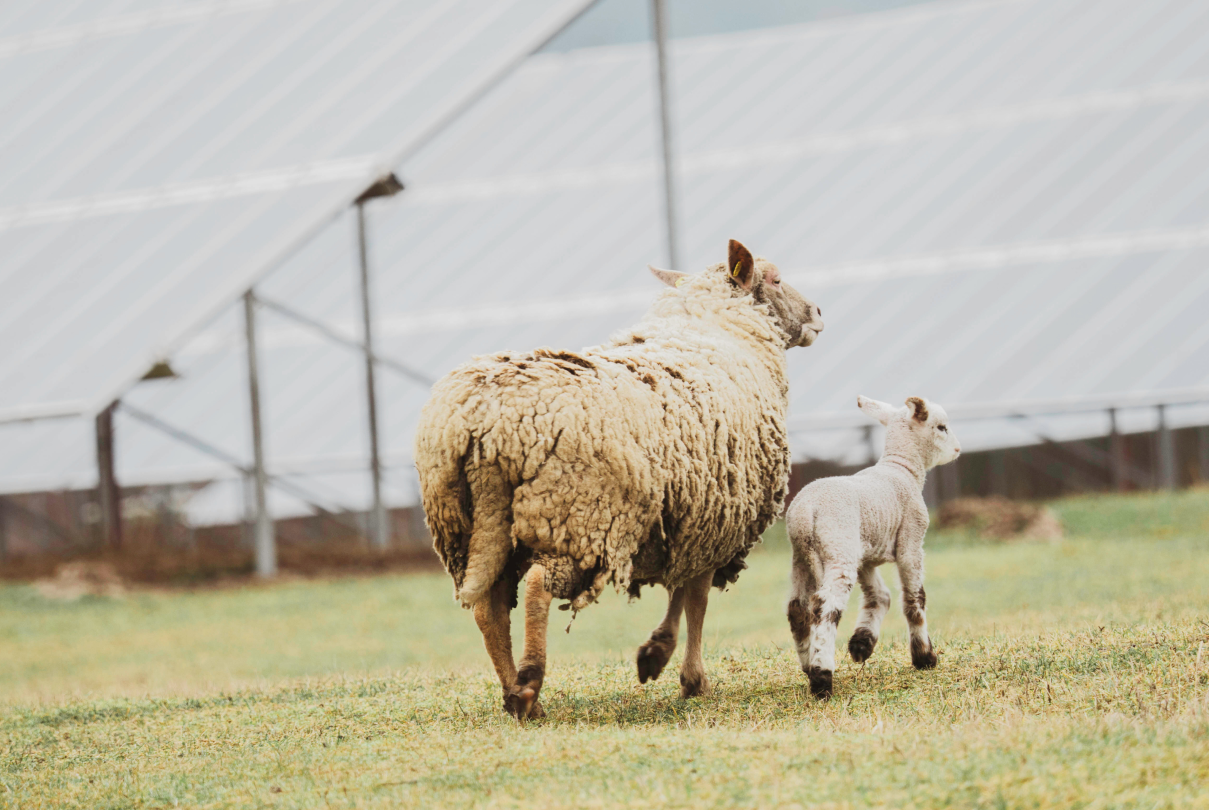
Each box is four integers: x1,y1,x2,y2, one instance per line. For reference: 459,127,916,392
649,239,824,348
857,395,962,470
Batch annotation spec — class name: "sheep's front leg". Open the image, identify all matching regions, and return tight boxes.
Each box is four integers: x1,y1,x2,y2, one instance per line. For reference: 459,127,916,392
896,545,937,670
786,544,818,674
678,570,715,698
807,564,857,699
637,586,686,683
473,577,518,707
848,564,891,663
505,564,552,721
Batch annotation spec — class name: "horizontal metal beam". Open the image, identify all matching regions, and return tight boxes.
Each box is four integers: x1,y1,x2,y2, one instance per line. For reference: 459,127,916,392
0,400,90,424
789,388,1209,432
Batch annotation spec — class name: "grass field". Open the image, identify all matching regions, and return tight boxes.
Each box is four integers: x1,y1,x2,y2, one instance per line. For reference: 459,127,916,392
2,489,1208,808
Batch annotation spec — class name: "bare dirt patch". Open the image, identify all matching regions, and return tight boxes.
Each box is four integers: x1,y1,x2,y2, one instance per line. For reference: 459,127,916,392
937,496,1063,541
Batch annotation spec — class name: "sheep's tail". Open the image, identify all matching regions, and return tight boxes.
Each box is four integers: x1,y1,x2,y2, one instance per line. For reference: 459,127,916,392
454,459,515,608
416,424,513,609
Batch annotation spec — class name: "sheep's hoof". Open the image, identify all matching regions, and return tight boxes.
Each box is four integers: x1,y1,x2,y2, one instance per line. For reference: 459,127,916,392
679,672,710,699
636,630,676,683
808,667,833,699
848,628,877,663
910,639,938,670
503,686,542,722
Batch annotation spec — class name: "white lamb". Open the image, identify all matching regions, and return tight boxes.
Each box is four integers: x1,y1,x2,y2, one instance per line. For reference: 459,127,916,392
784,395,961,698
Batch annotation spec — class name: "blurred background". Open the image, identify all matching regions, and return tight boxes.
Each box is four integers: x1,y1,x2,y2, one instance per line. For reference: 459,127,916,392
2,0,1208,581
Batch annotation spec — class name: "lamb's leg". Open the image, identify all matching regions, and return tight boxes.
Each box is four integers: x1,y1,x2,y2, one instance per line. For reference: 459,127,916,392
849,564,891,663
473,577,517,705
505,564,553,721
678,570,715,698
637,586,686,683
786,544,817,674
807,564,857,699
896,551,937,670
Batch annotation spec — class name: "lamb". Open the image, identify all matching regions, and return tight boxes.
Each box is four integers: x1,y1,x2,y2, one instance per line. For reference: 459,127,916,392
784,395,961,699
414,240,824,720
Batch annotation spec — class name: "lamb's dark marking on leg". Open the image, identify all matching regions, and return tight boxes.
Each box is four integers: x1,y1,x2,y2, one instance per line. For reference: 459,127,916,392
848,627,876,663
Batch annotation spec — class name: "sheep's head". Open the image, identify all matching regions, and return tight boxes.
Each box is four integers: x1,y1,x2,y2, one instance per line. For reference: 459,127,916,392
857,395,962,470
649,239,824,348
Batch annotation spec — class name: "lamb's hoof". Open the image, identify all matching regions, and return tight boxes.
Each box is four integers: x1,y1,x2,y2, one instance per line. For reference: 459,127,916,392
848,628,877,663
679,672,710,699
808,667,833,700
503,686,542,722
911,640,938,670
637,630,675,683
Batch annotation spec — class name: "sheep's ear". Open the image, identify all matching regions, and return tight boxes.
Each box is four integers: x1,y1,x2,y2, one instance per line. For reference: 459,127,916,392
906,397,929,423
727,239,756,290
649,265,690,289
857,395,895,426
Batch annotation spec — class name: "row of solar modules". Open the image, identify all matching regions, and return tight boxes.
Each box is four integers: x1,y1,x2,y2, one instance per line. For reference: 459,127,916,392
2,0,1208,526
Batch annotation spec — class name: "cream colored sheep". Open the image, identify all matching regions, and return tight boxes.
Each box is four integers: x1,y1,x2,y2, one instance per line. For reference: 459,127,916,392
785,395,961,699
414,240,824,720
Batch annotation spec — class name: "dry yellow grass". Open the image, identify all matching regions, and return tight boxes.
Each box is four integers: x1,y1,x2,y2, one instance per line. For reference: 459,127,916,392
2,489,1208,807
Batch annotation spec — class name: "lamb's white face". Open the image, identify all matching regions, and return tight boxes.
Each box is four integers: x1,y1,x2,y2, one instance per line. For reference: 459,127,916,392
919,400,961,467
856,395,961,470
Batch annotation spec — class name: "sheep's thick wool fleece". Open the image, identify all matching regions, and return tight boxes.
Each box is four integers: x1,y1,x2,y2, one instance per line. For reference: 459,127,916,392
415,270,791,609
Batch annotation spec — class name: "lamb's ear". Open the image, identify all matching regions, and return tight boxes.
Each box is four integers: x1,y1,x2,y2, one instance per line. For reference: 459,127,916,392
649,265,690,289
906,397,929,423
727,239,756,290
857,395,895,426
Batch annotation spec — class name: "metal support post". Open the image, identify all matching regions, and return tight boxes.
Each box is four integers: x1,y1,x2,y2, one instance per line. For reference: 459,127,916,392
1200,424,1209,484
651,0,680,271
989,450,1007,496
922,470,939,510
1108,408,1126,492
1156,404,1176,491
95,402,122,549
942,457,961,502
356,202,390,550
244,290,276,577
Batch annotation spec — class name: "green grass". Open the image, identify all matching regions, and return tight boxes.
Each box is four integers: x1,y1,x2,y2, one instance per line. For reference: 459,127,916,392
3,489,1209,808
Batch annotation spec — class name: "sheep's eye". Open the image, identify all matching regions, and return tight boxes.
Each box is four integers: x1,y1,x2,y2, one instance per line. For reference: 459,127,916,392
938,424,948,433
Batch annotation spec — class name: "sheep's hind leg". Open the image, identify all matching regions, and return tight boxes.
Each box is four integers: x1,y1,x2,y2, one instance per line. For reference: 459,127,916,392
786,544,817,674
473,577,518,707
505,564,553,721
807,564,857,699
678,570,715,698
637,586,686,683
849,565,891,664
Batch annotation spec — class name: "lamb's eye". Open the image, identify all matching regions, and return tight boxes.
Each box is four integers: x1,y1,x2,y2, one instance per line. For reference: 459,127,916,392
938,425,948,433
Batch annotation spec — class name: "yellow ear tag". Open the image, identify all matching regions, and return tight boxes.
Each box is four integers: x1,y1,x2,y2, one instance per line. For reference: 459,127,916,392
675,276,688,288
731,261,742,278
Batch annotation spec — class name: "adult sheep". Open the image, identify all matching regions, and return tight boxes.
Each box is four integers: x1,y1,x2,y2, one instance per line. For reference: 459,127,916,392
415,240,824,720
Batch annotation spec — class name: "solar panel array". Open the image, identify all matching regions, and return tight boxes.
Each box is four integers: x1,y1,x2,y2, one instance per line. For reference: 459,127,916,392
3,0,1208,524
0,0,595,424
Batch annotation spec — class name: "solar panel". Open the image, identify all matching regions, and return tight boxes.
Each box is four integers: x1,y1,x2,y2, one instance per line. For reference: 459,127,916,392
0,0,597,424
3,0,1209,517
